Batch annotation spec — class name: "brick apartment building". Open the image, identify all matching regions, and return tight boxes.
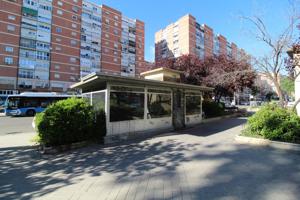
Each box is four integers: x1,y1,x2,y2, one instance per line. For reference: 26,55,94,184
155,14,247,63
0,0,145,94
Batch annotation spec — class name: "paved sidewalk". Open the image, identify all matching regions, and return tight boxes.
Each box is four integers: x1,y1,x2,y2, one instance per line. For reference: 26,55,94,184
0,116,36,147
1,117,300,200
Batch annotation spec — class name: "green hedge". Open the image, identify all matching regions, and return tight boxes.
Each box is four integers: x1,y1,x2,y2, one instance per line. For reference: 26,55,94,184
244,104,300,143
202,101,225,118
35,98,106,147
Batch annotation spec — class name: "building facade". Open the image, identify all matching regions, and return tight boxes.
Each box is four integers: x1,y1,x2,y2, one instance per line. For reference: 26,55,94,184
0,0,145,93
155,14,243,62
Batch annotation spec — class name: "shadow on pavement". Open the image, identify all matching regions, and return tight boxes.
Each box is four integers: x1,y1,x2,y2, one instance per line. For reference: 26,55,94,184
177,117,247,137
0,138,194,200
0,117,299,200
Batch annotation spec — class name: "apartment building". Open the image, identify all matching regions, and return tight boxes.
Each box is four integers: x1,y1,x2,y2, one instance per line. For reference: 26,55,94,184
0,0,145,93
155,14,243,62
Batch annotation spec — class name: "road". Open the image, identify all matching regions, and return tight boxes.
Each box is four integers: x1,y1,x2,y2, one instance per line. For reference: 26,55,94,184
0,116,34,135
0,116,35,147
1,117,300,200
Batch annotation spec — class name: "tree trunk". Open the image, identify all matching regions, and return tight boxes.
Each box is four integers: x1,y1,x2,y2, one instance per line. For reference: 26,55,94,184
273,76,285,107
292,97,300,112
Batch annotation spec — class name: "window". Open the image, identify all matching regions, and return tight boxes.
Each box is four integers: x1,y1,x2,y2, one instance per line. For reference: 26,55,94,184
70,40,77,46
18,69,34,79
113,58,118,63
114,15,119,20
36,51,50,60
38,24,51,32
54,73,60,79
57,10,63,15
5,46,14,53
36,42,50,51
114,22,118,27
56,37,62,42
213,36,220,56
114,42,118,49
8,15,16,21
110,87,144,122
147,91,172,118
71,23,77,28
57,1,63,6
4,57,13,65
55,65,60,69
72,15,78,21
70,76,75,81
71,32,77,36
105,19,109,24
55,46,62,51
7,25,15,32
72,6,79,13
185,95,201,115
39,4,52,11
70,57,77,63
105,33,109,38
56,27,62,33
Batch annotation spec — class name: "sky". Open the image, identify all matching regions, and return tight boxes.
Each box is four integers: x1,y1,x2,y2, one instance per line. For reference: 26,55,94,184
90,0,295,62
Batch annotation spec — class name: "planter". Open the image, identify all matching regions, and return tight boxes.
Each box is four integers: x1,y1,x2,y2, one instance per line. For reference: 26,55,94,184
40,141,89,154
202,113,242,124
235,135,300,151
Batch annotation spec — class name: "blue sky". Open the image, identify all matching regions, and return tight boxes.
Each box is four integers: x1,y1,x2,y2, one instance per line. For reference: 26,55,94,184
91,0,294,62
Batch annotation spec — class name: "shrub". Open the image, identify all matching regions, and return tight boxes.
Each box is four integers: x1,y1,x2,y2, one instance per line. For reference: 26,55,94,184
202,101,225,118
245,104,300,143
94,110,106,140
35,98,106,147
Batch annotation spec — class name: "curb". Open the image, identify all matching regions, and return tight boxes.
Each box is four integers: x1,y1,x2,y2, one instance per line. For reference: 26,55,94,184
235,135,300,151
202,113,242,124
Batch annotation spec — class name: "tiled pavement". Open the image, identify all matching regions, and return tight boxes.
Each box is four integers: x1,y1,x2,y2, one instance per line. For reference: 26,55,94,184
1,117,300,200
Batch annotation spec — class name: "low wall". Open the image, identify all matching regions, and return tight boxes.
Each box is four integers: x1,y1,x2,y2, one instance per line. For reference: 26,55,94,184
107,117,172,136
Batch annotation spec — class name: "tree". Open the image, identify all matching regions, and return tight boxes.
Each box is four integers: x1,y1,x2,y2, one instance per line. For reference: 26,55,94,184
242,5,299,107
155,54,256,102
203,56,256,102
281,76,295,97
286,40,300,110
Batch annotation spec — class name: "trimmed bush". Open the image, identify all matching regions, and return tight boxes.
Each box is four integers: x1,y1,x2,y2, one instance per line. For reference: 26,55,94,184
202,101,225,118
35,98,106,147
245,104,300,143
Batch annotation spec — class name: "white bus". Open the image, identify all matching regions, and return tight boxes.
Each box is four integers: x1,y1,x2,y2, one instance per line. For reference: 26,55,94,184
4,92,75,116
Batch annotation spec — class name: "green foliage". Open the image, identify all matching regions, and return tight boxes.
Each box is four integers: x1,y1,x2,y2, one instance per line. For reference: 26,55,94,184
281,76,294,96
245,104,300,143
35,98,106,146
202,101,225,118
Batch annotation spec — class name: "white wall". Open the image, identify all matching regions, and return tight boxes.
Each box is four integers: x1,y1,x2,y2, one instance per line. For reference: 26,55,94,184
185,114,202,126
107,117,172,135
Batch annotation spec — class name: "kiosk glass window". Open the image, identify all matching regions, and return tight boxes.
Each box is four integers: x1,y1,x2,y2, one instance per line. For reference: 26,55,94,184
186,95,201,115
110,86,144,122
147,90,172,118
